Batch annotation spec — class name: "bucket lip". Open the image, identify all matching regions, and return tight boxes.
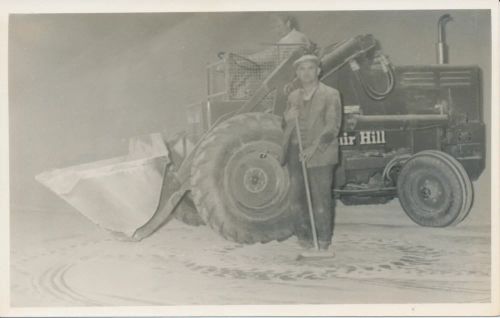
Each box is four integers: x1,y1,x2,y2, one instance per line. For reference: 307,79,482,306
36,155,169,183
35,133,171,195
36,133,170,181
35,155,170,197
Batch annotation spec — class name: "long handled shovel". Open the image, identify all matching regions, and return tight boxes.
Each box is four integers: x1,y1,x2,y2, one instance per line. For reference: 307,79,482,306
294,116,334,260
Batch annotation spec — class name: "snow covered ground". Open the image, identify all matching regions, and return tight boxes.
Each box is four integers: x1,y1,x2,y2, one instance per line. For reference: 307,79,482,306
10,199,491,306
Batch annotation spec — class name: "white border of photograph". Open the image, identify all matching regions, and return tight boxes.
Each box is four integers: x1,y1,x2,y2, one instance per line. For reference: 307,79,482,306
0,0,498,316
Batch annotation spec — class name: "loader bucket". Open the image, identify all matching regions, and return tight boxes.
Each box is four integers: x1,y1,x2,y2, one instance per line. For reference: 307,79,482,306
36,133,170,237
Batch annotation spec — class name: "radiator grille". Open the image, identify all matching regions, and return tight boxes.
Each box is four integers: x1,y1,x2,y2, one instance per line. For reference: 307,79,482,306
400,69,472,88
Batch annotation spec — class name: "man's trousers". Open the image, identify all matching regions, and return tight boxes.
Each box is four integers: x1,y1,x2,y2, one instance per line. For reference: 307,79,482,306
286,143,336,249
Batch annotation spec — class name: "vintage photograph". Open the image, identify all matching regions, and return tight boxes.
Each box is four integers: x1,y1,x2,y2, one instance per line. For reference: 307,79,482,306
4,4,497,315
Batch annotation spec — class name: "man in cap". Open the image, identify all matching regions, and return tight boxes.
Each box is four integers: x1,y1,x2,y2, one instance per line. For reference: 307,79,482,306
281,54,342,254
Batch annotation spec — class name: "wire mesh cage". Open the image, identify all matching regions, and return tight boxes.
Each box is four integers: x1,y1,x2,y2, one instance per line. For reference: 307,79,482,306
207,44,305,107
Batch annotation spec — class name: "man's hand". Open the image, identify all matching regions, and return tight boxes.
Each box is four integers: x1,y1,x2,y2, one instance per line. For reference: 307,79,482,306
284,78,300,96
299,146,316,163
284,107,299,122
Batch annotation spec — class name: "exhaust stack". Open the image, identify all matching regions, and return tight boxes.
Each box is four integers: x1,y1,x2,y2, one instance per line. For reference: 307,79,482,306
436,14,453,64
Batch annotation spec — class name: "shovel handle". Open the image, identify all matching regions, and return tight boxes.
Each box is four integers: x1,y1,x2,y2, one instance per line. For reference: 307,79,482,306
295,116,320,251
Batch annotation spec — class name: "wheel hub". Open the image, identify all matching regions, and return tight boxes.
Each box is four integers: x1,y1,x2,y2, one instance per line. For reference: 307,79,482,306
243,167,268,193
413,175,448,213
420,179,443,202
224,141,289,212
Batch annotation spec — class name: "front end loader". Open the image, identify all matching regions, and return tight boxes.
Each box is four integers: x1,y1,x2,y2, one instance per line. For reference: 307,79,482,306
37,14,486,244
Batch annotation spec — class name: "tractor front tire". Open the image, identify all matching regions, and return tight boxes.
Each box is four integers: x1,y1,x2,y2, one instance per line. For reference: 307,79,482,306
190,113,296,244
397,150,473,227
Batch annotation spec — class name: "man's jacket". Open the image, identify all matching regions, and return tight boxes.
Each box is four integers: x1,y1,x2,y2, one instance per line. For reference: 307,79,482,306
281,82,342,168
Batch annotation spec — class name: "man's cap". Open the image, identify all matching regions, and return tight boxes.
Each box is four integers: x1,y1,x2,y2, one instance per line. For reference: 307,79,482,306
293,54,320,69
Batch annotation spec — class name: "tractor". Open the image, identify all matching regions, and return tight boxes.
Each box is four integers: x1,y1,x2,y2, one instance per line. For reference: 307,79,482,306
37,14,485,244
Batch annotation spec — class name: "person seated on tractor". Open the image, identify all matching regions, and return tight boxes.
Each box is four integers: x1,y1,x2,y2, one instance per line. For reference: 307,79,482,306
227,13,317,100
281,54,342,255
262,13,316,61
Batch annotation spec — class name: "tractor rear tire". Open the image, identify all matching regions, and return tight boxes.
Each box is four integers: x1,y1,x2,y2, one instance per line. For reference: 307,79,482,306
397,150,473,227
413,150,474,225
190,113,296,244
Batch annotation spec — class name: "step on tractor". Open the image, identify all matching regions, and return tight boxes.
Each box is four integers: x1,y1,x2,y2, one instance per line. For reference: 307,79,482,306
37,14,485,244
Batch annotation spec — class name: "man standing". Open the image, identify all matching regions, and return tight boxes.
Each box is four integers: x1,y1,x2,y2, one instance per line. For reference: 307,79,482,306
281,55,342,254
